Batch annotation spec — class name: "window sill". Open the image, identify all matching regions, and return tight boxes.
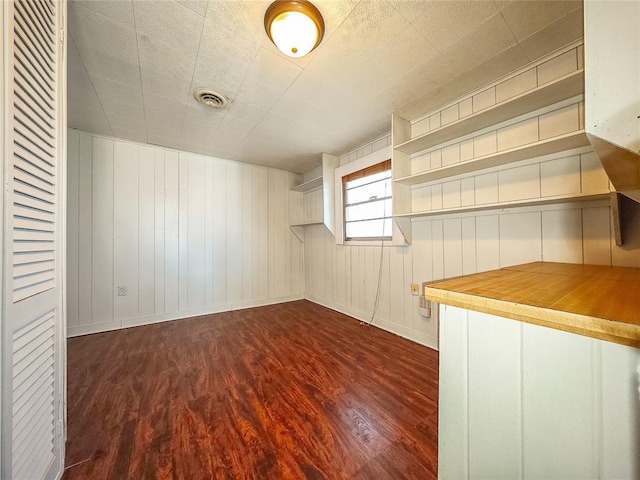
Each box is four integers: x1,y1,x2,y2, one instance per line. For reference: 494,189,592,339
344,239,391,247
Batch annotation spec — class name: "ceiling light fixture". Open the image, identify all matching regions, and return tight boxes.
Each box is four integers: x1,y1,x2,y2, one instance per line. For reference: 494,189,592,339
264,0,325,58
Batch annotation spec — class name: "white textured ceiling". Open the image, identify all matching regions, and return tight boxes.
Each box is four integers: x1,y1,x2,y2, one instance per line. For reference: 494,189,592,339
68,0,583,173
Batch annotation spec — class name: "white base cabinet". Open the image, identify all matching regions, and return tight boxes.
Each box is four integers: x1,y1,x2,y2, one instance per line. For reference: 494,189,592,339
439,305,640,480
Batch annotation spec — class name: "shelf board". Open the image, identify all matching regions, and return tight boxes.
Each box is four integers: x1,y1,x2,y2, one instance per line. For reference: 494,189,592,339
290,221,324,227
395,130,591,186
395,69,585,155
291,176,322,192
394,192,610,219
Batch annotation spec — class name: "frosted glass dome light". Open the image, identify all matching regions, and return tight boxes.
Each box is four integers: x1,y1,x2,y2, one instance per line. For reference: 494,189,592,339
265,0,325,58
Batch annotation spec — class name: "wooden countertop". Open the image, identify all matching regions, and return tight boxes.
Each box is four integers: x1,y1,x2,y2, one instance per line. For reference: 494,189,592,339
424,262,640,348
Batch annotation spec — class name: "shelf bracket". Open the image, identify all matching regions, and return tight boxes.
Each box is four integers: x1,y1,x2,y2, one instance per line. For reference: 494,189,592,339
393,217,412,245
289,226,305,243
611,192,623,246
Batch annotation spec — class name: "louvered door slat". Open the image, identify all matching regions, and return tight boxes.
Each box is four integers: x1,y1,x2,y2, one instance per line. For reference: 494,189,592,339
15,76,55,124
27,0,55,32
13,217,54,233
13,14,55,82
13,380,53,445
13,32,54,90
41,0,55,16
14,230,54,243
14,366,53,424
10,310,57,479
14,423,53,480
14,99,55,142
14,149,55,182
13,55,54,112
12,330,53,374
13,39,54,99
14,12,54,70
13,241,54,255
14,70,55,123
14,181,54,207
14,139,55,172
30,0,55,35
13,251,55,265
14,167,54,196
14,114,56,157
14,180,54,206
15,123,55,161
13,193,55,215
12,312,52,351
4,0,63,478
18,0,55,50
13,280,56,303
13,270,55,291
16,1,55,50
14,205,54,224
14,105,55,145
13,377,53,438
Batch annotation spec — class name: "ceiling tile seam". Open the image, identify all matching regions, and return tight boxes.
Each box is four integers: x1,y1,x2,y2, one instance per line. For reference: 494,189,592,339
178,0,212,137
234,45,304,146
323,0,361,45
497,8,520,56
84,71,142,94
385,0,412,25
392,13,521,117
517,9,584,63
72,1,136,32
69,33,115,136
130,0,150,144
171,0,208,19
384,0,443,56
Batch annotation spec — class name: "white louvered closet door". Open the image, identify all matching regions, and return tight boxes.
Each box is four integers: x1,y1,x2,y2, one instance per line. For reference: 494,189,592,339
2,1,66,479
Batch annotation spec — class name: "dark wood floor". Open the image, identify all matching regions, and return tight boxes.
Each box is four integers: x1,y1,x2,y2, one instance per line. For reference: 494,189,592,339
64,300,439,479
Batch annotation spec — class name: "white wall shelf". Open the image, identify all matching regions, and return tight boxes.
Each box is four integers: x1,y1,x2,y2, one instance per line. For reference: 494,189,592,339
395,192,610,219
395,69,584,155
395,130,591,186
291,176,323,192
288,153,339,241
388,43,606,240
291,221,324,227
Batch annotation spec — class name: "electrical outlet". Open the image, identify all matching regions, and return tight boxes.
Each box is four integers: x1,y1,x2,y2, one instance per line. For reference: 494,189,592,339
410,283,420,295
117,286,128,296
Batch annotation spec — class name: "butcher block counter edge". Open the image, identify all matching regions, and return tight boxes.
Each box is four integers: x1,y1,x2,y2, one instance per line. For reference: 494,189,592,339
423,262,640,348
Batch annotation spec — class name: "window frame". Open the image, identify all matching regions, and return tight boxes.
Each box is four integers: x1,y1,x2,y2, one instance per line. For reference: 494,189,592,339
333,145,394,246
342,159,392,242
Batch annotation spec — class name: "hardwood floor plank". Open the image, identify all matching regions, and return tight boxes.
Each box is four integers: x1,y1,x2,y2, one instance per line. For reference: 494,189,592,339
64,300,439,479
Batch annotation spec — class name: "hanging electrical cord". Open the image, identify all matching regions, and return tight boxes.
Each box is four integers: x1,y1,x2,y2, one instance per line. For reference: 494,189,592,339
364,237,385,326
362,179,388,327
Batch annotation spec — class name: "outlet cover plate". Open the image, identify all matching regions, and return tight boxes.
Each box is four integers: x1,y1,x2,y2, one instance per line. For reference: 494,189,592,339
411,283,420,295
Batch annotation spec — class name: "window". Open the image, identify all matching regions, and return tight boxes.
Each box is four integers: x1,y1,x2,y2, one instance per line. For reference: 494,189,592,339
342,159,392,241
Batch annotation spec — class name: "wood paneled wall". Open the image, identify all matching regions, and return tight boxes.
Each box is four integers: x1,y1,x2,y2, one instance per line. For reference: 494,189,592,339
66,130,303,336
303,140,640,349
439,305,639,479
303,202,628,349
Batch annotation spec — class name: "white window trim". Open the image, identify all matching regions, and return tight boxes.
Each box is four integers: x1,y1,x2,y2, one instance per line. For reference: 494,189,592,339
334,146,393,245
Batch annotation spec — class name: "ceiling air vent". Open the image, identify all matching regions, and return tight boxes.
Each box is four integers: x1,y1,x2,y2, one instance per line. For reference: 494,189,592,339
193,88,228,109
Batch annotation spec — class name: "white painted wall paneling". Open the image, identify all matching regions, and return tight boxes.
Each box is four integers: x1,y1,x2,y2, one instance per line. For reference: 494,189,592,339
438,306,640,479
66,130,303,336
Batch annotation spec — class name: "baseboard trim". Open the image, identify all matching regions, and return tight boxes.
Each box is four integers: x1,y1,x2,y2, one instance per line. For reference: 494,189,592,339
304,293,439,350
67,320,123,338
66,295,305,337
